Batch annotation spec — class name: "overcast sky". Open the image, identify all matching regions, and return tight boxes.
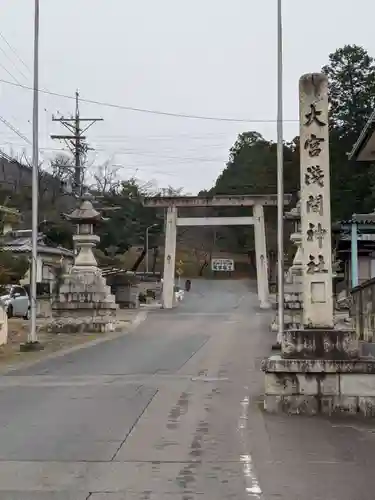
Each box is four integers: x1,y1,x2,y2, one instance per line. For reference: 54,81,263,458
0,0,374,193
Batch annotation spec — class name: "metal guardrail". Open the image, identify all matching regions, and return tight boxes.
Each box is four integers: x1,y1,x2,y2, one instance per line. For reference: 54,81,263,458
351,278,375,342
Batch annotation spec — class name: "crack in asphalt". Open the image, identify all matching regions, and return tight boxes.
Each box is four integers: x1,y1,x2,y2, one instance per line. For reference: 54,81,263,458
110,389,159,461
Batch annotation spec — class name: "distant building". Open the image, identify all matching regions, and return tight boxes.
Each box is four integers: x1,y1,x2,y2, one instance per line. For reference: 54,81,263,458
333,218,375,292
338,117,375,292
0,229,74,290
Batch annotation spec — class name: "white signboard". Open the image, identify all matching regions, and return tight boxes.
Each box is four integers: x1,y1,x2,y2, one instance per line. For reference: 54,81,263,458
211,259,234,272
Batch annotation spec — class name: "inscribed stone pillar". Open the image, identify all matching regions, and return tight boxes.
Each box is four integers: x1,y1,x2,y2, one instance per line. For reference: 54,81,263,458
162,206,177,309
299,73,333,328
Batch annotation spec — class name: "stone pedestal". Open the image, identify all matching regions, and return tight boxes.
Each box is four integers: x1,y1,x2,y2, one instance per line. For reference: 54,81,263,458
262,355,375,417
52,267,117,333
49,195,117,334
263,323,362,416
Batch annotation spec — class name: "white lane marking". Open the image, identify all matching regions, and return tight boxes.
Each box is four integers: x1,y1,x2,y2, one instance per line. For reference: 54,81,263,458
238,395,263,499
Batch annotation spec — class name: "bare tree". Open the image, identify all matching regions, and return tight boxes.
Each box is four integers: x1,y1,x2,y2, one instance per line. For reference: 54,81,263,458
90,161,121,195
158,186,184,197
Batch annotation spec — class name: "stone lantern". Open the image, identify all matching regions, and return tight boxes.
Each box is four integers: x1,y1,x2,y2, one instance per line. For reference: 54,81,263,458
285,193,303,282
283,194,303,331
271,195,303,338
50,194,117,333
66,194,103,269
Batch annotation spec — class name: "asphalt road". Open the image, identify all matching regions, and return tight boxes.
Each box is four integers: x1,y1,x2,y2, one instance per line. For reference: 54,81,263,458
1,279,375,499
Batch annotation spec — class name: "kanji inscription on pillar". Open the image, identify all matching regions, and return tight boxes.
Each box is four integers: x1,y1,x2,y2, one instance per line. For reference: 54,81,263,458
299,73,333,328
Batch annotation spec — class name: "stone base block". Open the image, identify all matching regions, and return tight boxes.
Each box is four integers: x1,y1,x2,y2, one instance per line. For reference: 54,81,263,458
47,318,116,334
321,396,358,415
264,395,319,415
265,395,374,416
118,301,139,309
262,355,375,374
270,313,303,334
265,372,319,395
282,328,359,360
262,356,375,417
359,397,375,417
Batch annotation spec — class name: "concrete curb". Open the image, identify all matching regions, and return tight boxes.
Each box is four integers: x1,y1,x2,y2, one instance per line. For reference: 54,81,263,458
0,310,148,375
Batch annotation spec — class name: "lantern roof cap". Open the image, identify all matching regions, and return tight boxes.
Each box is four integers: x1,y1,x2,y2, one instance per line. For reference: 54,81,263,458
64,193,103,223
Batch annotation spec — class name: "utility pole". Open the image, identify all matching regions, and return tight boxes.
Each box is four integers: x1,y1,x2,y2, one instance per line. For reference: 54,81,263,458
51,90,103,196
20,0,43,351
276,0,284,345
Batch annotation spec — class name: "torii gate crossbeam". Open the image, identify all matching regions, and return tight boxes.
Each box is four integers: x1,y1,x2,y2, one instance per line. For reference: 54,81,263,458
143,194,291,310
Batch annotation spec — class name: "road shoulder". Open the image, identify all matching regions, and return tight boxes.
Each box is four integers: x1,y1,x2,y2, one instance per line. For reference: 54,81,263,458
0,309,147,375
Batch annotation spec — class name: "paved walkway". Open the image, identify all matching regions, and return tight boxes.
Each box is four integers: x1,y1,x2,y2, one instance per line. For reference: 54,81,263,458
0,280,374,499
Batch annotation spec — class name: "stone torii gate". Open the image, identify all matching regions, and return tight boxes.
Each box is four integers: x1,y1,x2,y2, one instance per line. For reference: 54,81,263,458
143,194,291,309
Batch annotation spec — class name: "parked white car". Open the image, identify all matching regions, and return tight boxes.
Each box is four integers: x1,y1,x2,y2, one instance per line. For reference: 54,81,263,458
0,285,30,319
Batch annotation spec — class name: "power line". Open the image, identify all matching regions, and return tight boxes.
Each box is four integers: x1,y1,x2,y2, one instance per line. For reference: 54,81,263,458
0,34,67,121
0,61,22,86
0,43,29,82
0,31,31,74
95,149,226,162
0,116,31,145
0,78,299,124
1,141,227,163
91,132,232,139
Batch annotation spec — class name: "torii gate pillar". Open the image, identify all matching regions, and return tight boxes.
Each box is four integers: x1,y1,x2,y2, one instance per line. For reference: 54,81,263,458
162,206,177,309
254,204,271,309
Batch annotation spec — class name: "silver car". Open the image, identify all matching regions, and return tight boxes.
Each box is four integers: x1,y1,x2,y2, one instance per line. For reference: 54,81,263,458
0,285,31,319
